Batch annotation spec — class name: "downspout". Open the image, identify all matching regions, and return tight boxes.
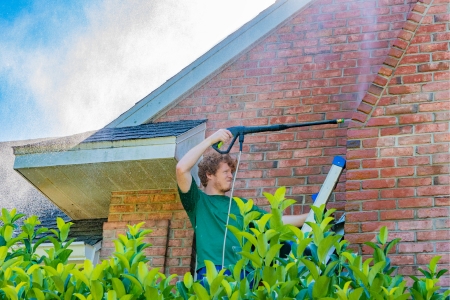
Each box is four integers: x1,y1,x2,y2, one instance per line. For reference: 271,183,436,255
163,219,171,275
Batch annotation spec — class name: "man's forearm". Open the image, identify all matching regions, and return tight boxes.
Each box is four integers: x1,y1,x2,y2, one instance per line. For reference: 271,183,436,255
176,139,213,174
282,213,308,227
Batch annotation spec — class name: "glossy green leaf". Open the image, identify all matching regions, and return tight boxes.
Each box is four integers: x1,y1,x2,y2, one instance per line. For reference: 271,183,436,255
320,217,335,231
297,238,313,258
274,186,286,200
384,238,401,256
280,280,297,298
255,214,272,232
307,222,324,245
64,286,75,300
122,274,143,294
233,259,246,281
240,250,262,268
226,225,244,247
310,205,324,223
429,256,441,274
256,232,268,257
436,269,448,279
60,223,72,242
263,192,276,208
114,253,131,270
239,231,258,247
349,287,364,300
193,282,210,300
312,276,330,298
12,266,29,281
233,197,246,216
111,278,126,298
287,225,304,241
264,229,280,242
136,261,147,283
348,265,368,287
262,266,276,287
144,267,161,287
324,261,339,277
270,208,283,229
32,288,45,300
183,272,193,289
210,274,225,296
222,279,232,297
301,258,319,280
363,258,374,276
3,225,13,242
378,226,388,245
318,235,341,263
265,244,283,266
368,261,386,285
244,211,261,229
280,199,297,212
205,260,218,285
90,280,104,300
244,199,254,213
107,290,117,300
92,263,105,281
51,276,65,293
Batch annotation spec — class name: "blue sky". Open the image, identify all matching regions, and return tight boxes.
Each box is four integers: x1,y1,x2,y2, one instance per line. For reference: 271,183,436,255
0,0,274,142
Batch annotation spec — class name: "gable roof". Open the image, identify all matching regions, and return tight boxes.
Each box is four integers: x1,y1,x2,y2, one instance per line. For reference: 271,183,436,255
106,0,313,128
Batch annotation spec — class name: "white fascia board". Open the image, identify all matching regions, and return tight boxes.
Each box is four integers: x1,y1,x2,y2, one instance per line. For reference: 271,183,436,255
35,241,102,264
14,139,176,169
106,0,311,128
35,241,86,261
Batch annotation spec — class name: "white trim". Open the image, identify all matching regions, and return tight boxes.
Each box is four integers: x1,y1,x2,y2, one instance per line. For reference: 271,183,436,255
34,241,102,265
14,143,176,169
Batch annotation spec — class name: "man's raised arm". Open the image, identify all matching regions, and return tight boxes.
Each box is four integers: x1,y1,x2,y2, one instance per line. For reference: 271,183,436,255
176,129,233,193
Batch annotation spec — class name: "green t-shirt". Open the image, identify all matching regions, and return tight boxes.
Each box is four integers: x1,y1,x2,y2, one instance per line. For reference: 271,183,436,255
178,177,266,271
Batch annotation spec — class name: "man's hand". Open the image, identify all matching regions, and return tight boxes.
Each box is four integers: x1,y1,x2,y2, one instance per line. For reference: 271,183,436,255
176,129,233,193
206,129,233,146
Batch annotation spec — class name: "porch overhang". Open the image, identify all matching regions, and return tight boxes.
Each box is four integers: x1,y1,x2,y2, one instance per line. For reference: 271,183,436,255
13,120,206,220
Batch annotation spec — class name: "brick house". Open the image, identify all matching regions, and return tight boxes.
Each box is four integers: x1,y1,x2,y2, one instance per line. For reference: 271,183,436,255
13,0,449,286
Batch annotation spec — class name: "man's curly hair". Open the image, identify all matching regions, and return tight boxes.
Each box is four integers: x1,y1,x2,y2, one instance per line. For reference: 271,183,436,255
198,152,237,187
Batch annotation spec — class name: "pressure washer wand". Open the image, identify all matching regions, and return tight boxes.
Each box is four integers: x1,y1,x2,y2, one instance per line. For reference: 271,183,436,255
212,118,345,154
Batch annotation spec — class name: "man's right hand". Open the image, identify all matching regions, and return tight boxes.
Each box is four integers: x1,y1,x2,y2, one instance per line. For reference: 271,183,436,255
206,129,233,146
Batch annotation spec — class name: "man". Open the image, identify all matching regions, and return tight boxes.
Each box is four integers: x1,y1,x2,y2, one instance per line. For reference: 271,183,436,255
176,129,308,278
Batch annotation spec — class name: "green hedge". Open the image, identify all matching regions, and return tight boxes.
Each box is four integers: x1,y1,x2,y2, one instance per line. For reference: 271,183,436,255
0,187,448,299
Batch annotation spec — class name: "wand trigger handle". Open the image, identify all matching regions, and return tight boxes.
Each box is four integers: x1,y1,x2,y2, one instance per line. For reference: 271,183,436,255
211,133,239,154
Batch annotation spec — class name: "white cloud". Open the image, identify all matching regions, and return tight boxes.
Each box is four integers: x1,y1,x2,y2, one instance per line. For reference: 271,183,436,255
0,0,275,141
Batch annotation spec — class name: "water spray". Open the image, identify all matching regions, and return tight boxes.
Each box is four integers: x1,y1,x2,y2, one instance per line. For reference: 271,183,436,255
214,118,345,269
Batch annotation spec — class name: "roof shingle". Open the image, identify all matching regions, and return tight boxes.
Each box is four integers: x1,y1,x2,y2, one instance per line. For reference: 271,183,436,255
83,119,207,143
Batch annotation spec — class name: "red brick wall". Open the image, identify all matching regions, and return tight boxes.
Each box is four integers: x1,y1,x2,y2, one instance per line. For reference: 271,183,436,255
156,0,416,213
346,0,449,286
101,190,194,276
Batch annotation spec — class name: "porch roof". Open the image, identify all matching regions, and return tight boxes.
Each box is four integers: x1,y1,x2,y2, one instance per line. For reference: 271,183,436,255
13,120,206,220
